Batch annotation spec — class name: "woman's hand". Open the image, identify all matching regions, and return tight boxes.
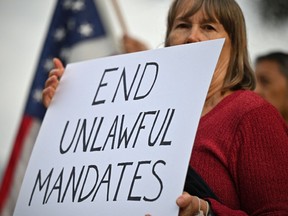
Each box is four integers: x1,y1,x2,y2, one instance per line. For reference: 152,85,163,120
177,192,208,216
42,58,64,108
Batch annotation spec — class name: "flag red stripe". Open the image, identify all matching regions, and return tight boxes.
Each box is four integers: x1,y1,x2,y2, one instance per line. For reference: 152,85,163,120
0,116,33,211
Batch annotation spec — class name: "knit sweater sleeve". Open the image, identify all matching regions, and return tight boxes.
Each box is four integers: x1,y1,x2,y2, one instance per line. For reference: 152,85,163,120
208,103,288,215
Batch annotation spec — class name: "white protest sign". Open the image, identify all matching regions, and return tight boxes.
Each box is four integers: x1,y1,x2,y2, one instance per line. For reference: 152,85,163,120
14,39,224,216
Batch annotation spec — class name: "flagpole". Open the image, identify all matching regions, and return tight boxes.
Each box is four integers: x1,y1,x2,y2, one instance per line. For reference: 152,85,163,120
111,0,128,34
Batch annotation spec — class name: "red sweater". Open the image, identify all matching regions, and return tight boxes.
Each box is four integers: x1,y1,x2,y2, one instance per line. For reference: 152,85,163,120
190,90,288,215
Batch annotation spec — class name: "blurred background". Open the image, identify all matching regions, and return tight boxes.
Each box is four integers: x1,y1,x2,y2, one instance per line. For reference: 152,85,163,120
0,0,287,181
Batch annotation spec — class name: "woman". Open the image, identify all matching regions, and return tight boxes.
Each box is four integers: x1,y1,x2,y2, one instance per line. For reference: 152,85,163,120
166,0,288,215
43,0,288,215
255,52,288,124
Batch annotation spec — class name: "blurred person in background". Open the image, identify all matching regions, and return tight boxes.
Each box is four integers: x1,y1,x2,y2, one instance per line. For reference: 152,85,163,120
255,52,288,124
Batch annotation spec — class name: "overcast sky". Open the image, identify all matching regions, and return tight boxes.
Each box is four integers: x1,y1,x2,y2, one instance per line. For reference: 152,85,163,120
0,0,287,180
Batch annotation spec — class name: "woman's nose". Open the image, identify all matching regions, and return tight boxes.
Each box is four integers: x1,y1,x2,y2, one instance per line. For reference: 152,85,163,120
186,27,201,43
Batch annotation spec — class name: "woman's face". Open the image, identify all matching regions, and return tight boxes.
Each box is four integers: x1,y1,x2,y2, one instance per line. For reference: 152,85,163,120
167,0,232,96
255,60,288,114
167,0,231,51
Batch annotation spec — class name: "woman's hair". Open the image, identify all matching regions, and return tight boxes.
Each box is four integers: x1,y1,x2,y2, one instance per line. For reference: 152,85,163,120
165,0,256,91
256,52,288,80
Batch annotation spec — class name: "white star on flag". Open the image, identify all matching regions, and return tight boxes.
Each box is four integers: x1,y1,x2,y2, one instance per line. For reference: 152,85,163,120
72,0,85,11
63,0,73,10
32,89,43,103
43,58,54,72
78,23,94,37
54,27,66,41
60,48,71,61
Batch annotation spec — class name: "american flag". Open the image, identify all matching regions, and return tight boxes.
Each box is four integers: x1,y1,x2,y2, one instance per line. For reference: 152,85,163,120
0,1,117,215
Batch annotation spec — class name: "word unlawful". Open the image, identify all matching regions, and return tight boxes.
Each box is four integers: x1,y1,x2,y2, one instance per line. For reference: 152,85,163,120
60,108,175,154
29,160,166,205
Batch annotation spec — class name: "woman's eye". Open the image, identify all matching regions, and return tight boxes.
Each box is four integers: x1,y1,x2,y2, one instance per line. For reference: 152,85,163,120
203,24,215,31
176,23,190,29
